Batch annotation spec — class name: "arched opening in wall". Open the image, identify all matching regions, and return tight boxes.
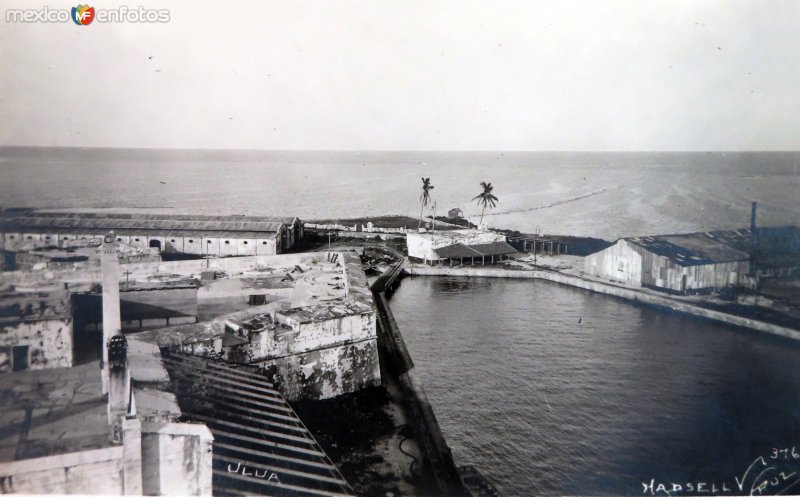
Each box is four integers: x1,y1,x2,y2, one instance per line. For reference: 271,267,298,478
149,239,162,251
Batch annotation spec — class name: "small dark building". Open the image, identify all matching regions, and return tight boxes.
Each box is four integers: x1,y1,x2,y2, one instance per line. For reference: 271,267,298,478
447,208,464,219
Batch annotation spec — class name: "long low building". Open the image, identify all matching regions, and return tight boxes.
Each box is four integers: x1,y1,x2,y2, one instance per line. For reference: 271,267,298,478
584,227,800,294
0,210,303,256
407,229,517,265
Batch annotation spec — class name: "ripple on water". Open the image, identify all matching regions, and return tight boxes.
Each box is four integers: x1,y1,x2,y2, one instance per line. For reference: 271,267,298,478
389,276,800,496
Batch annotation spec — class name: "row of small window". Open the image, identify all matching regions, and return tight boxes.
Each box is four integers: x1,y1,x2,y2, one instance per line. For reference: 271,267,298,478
6,235,268,245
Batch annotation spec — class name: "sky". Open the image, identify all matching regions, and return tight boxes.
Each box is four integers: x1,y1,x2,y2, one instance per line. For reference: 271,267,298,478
0,0,798,151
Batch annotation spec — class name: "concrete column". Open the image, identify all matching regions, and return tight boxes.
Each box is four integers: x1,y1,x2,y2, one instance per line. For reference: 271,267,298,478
121,417,143,495
101,232,122,395
108,362,131,423
142,422,214,496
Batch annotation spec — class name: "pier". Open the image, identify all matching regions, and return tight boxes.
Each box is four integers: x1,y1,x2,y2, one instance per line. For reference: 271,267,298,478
507,236,567,256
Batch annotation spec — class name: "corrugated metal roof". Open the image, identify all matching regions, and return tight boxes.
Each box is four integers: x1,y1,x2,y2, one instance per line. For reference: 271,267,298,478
3,226,280,239
434,243,482,258
434,242,516,258
26,210,298,225
469,241,518,256
2,216,285,232
0,211,298,236
626,232,749,265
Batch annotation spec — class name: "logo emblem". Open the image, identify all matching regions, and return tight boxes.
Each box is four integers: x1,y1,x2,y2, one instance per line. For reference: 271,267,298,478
71,5,95,25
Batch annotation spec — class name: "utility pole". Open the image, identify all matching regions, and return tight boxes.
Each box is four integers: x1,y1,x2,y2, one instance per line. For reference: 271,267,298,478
749,201,758,277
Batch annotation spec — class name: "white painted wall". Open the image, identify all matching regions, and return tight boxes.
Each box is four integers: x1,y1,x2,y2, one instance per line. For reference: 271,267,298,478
407,230,507,261
1,232,280,256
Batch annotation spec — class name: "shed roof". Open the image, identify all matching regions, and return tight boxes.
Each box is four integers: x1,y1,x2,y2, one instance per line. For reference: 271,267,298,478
434,241,517,259
469,241,518,256
434,243,482,259
3,226,280,239
0,211,298,236
626,232,749,266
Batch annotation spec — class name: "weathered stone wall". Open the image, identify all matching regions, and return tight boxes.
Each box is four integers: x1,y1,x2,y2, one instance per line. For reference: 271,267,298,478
0,318,72,371
263,311,376,358
0,446,125,495
258,338,381,401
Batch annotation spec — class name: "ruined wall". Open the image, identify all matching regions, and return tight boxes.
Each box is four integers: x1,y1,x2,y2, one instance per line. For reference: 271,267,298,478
0,318,72,372
2,252,329,288
258,338,381,401
267,311,376,358
231,310,380,400
0,446,125,495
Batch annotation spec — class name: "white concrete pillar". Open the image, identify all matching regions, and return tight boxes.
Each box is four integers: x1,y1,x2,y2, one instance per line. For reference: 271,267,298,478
101,232,122,395
121,417,143,495
142,422,214,496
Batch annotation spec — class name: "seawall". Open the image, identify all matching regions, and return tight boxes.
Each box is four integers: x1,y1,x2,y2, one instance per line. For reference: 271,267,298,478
404,266,800,342
371,256,467,497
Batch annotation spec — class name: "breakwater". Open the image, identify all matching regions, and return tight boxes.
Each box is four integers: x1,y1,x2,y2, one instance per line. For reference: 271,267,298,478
370,256,466,496
404,266,800,341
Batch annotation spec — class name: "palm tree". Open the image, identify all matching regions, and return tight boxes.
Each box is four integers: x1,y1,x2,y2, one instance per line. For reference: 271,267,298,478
473,181,498,227
418,177,434,231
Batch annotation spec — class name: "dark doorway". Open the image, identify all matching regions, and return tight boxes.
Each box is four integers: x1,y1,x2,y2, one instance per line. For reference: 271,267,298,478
71,293,103,364
248,294,266,306
12,345,29,371
2,251,15,271
149,239,162,250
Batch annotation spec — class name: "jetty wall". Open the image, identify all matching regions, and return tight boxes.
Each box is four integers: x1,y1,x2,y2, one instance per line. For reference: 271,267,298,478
404,266,800,341
371,258,466,497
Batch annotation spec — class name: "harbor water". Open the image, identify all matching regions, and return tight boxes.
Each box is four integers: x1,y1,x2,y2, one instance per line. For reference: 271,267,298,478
388,276,800,496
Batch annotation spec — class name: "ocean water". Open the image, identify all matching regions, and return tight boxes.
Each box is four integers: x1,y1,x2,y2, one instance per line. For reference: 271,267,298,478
1,149,798,239
2,148,800,495
389,276,800,496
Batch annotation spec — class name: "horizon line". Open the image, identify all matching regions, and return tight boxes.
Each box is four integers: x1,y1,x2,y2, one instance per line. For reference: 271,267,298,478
2,145,800,154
